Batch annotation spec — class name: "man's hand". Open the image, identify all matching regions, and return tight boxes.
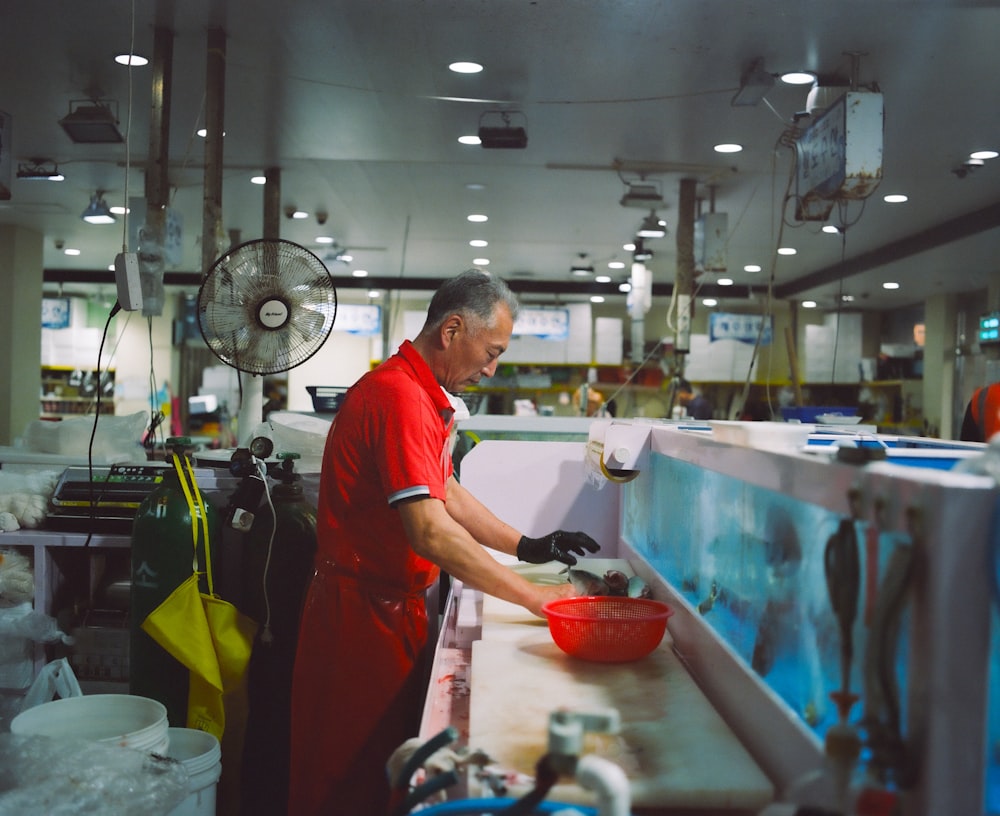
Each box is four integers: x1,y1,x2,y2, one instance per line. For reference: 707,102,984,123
516,530,600,566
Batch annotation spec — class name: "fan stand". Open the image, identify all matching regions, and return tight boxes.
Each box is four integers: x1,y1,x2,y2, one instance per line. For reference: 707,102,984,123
237,374,266,447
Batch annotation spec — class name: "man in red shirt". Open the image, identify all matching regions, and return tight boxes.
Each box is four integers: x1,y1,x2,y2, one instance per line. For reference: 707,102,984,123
961,381,1000,442
288,269,599,815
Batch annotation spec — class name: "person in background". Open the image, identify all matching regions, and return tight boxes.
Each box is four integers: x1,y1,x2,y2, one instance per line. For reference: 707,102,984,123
676,378,714,420
287,269,600,816
960,381,1000,442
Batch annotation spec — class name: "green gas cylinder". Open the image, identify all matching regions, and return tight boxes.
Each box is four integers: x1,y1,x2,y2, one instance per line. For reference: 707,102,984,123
130,438,220,727
241,451,318,815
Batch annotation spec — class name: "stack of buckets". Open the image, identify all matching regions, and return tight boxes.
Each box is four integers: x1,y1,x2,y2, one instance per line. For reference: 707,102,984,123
9,693,221,815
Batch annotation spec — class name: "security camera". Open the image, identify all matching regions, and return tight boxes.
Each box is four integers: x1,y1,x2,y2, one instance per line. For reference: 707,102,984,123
316,211,328,225
54,239,65,250
284,205,296,219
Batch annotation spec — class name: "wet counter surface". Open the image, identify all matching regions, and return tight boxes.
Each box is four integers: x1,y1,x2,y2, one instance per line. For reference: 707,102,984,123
421,559,775,815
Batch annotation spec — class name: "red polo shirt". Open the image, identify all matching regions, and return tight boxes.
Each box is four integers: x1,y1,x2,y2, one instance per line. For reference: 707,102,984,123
288,340,457,816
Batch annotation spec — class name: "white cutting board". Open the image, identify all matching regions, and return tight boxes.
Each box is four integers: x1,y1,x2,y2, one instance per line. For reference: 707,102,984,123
468,635,774,810
470,559,774,810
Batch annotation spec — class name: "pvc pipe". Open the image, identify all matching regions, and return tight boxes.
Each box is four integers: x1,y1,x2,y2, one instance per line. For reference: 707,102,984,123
574,755,631,816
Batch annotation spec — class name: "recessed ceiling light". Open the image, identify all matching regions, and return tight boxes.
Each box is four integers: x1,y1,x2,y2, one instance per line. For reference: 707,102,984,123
802,300,817,308
469,239,488,247
970,150,999,160
466,182,486,190
608,261,625,270
64,248,81,256
623,242,635,252
718,278,734,286
251,175,266,185
339,254,353,263
292,210,308,219
590,296,605,304
316,236,335,244
109,205,130,215
115,53,148,67
197,128,226,138
781,71,816,85
595,275,611,283
473,257,490,265
777,247,797,255
618,282,631,293
743,264,761,273
882,281,900,290
822,225,841,234
352,269,369,278
367,290,381,298
883,194,908,204
467,214,488,222
714,143,743,154
702,298,718,307
449,61,483,74
842,294,855,302
458,135,481,145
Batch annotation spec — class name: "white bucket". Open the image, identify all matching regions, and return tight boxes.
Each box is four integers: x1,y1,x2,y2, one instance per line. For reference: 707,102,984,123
10,693,169,755
165,727,222,816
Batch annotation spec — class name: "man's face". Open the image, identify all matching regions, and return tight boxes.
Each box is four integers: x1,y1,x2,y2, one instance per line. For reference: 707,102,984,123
441,304,513,392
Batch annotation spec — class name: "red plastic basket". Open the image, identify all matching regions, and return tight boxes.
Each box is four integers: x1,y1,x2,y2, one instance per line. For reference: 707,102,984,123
541,596,674,663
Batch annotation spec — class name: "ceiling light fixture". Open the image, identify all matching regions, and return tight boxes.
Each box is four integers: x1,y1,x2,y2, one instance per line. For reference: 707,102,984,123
970,150,998,161
713,143,743,154
449,61,483,74
731,58,775,107
633,240,653,262
478,110,528,149
467,213,488,222
570,254,594,276
744,264,761,273
114,53,148,66
620,181,664,209
883,194,908,203
781,71,817,85
16,159,64,181
81,191,115,224
636,210,667,239
702,298,718,307
59,99,124,143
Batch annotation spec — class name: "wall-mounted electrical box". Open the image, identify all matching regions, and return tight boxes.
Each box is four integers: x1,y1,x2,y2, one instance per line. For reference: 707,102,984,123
795,90,884,220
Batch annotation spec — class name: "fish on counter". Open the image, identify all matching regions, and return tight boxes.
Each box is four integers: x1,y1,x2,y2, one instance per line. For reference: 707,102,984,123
564,567,653,599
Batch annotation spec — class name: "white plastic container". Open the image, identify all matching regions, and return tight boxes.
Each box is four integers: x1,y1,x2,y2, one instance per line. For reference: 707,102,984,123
10,693,169,754
165,727,222,816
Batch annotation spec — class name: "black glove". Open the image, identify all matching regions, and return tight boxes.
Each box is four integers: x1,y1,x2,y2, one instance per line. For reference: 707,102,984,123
516,530,600,566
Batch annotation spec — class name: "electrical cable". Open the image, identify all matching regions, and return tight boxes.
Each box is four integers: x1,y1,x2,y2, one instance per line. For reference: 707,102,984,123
256,457,278,644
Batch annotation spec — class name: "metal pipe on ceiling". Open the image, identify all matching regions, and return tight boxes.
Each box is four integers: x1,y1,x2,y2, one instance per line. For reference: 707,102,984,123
202,27,226,275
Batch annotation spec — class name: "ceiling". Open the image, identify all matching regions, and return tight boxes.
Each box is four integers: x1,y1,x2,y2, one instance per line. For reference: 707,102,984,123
2,0,998,313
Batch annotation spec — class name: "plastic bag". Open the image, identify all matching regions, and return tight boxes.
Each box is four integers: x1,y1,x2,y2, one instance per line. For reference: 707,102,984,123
20,658,81,712
0,733,189,816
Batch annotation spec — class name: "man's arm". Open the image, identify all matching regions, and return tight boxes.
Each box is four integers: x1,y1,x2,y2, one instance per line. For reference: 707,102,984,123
396,494,574,617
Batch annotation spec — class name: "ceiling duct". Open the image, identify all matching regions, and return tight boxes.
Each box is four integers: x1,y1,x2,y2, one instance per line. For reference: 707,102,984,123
620,182,664,208
59,99,124,143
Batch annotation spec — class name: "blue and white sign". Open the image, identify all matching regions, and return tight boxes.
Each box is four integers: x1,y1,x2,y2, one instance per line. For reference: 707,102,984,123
334,303,381,336
513,307,569,340
709,312,772,345
42,297,72,329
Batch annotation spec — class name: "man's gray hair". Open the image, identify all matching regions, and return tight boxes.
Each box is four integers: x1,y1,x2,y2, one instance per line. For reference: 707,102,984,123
424,268,519,331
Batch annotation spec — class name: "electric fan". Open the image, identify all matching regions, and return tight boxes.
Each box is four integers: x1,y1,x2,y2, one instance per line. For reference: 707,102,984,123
197,238,338,445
